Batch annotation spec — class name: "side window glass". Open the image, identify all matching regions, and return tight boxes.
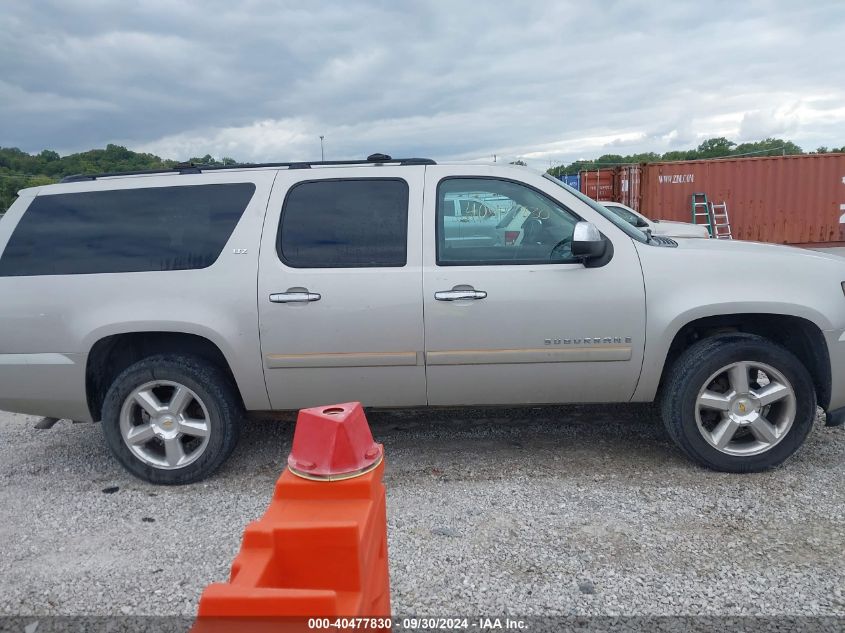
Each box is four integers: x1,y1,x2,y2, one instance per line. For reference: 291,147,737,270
279,179,408,268
0,183,255,276
437,178,580,265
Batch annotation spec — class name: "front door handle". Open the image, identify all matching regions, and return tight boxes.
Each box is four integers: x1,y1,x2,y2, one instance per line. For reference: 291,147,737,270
435,288,487,301
269,290,321,304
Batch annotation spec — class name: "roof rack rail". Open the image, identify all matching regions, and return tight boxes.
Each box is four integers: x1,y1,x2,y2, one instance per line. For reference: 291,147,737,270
59,154,436,183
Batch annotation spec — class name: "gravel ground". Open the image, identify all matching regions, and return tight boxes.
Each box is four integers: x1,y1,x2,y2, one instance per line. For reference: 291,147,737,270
1,405,845,618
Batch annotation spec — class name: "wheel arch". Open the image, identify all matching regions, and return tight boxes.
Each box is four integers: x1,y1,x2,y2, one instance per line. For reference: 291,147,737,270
650,312,830,410
85,331,246,422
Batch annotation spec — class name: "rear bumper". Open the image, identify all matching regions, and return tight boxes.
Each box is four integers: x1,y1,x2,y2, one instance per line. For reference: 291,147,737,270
0,353,91,421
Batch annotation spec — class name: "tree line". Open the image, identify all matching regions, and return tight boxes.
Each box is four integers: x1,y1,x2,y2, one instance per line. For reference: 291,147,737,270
547,137,845,177
2,137,844,213
0,144,236,213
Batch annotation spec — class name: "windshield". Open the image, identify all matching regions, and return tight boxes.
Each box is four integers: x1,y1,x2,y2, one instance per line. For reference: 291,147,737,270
604,204,649,228
542,174,649,243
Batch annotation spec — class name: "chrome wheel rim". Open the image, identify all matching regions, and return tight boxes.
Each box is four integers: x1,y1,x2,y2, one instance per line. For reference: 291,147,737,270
119,380,211,470
694,361,796,456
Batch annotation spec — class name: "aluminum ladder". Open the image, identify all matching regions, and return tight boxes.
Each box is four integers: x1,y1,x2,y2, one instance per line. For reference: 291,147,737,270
690,192,714,236
709,201,733,239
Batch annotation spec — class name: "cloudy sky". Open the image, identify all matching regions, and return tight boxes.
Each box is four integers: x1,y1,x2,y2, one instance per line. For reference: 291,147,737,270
1,0,844,168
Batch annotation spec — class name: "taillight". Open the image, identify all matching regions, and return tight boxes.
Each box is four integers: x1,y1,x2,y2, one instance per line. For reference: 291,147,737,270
505,231,520,245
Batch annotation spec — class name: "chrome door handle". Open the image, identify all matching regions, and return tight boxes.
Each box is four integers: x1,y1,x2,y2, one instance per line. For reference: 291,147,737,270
269,291,321,303
434,289,487,301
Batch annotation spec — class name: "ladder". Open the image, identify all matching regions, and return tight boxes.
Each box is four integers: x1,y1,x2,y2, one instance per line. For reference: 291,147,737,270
691,192,713,236
709,201,733,239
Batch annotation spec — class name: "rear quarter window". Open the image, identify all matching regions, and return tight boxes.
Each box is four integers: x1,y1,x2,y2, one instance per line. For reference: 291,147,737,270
0,183,255,276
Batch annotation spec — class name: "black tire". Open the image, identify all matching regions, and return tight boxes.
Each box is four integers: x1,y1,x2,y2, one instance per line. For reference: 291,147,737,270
661,333,816,472
101,354,242,484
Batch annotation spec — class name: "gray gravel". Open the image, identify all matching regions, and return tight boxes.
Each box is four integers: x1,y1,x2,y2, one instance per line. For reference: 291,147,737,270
1,404,845,617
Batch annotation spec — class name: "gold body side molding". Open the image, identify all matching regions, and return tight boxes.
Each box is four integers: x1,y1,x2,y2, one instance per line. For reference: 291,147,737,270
426,345,632,365
266,351,422,369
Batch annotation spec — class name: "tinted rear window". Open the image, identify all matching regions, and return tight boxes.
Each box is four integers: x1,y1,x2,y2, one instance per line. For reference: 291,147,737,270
278,179,408,268
0,183,255,276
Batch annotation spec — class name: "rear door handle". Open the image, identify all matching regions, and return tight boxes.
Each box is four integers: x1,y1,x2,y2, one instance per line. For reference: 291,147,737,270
434,289,487,301
269,291,321,303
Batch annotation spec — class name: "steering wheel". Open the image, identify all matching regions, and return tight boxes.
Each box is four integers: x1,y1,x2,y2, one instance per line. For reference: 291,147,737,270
549,237,573,260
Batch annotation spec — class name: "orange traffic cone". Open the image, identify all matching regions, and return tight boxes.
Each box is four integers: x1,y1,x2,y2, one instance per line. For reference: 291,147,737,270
193,402,390,632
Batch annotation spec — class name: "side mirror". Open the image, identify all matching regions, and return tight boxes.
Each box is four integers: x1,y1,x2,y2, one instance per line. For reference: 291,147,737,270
571,221,607,259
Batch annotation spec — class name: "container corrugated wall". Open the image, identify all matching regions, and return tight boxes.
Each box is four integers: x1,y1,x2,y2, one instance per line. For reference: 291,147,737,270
579,167,643,209
615,165,642,210
579,169,616,201
639,154,845,244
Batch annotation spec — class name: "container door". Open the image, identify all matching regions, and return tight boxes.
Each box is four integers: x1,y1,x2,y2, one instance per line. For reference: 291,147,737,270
258,167,426,410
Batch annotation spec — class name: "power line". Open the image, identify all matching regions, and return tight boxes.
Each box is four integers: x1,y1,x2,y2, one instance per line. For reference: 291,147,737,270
712,145,787,158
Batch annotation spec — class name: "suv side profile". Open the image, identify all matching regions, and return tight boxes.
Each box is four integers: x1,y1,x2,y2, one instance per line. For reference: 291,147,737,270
1,155,844,484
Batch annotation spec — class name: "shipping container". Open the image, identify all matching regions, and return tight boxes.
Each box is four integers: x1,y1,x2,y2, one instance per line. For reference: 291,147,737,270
580,154,845,245
559,174,580,190
615,164,642,210
579,168,616,201
579,167,642,209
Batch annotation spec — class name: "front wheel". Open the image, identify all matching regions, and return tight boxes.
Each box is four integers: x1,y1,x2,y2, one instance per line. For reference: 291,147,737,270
101,354,242,484
661,333,816,472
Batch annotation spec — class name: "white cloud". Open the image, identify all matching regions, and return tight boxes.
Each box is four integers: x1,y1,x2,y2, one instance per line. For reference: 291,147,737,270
1,0,844,162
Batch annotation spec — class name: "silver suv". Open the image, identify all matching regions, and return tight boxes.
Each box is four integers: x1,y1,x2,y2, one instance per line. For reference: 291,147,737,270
2,154,844,483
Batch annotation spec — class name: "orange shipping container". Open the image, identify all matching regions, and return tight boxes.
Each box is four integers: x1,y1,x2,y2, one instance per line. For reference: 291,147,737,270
579,168,616,201
579,154,845,245
579,167,643,210
638,154,845,245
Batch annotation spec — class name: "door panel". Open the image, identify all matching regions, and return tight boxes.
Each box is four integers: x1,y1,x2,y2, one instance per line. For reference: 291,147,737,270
258,167,426,410
422,166,646,406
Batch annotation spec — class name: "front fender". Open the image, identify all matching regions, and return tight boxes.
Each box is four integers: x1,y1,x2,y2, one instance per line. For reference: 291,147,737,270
632,302,833,402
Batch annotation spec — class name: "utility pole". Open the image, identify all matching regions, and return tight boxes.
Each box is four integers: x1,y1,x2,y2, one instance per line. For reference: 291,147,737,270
319,136,325,161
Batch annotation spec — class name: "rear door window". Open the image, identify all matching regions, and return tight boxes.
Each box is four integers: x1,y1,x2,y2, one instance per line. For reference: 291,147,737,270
0,183,255,276
278,178,408,268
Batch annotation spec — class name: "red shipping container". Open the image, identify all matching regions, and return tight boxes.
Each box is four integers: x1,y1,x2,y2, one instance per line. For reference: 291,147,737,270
615,165,642,211
638,154,845,245
579,168,616,201
578,154,845,245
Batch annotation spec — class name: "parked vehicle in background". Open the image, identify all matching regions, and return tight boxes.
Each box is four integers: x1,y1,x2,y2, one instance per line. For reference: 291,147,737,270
2,155,845,484
442,194,503,247
601,201,711,239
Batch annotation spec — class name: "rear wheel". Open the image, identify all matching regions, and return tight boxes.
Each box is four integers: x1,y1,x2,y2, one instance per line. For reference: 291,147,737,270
661,333,816,472
101,354,242,484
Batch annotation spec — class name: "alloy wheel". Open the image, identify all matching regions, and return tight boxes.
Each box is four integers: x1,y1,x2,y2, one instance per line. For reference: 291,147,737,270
694,361,797,456
119,380,211,470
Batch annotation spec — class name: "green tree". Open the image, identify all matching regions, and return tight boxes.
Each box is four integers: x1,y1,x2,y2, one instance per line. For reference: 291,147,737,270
0,145,199,212
696,137,736,158
733,137,802,157
543,136,813,178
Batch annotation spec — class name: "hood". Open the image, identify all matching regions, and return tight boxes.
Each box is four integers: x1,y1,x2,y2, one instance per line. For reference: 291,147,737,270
671,237,845,262
649,220,711,239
